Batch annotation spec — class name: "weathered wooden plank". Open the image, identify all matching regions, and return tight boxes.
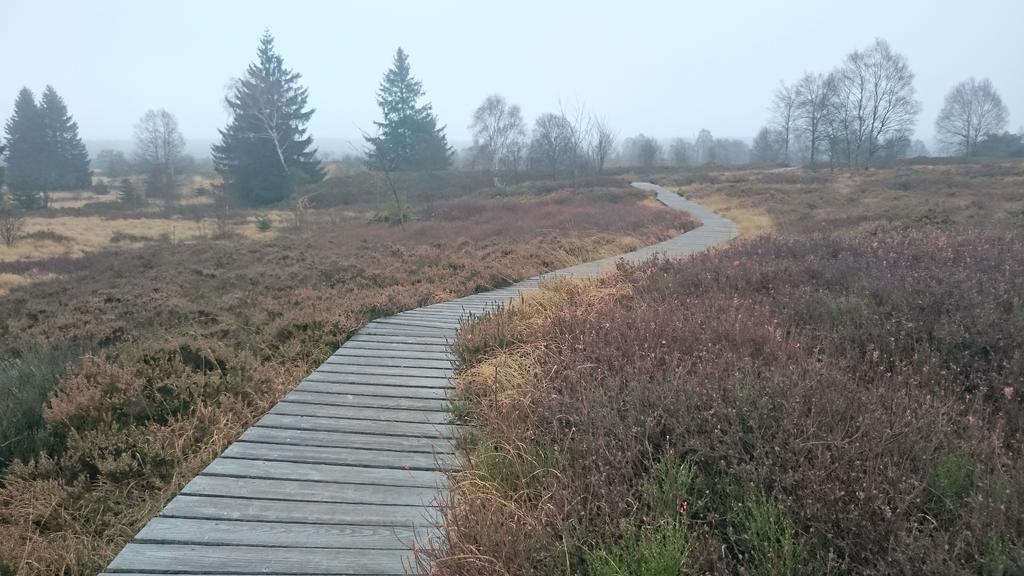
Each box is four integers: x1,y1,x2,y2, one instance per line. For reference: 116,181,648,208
357,326,453,338
285,390,451,412
417,305,491,314
328,353,454,368
314,362,454,379
201,458,446,487
346,334,452,346
135,517,423,549
372,318,462,330
182,475,443,506
395,311,469,320
274,402,451,424
223,441,456,470
240,426,454,454
161,495,438,526
108,544,413,575
256,413,458,438
271,401,451,423
333,344,454,358
305,371,454,389
296,380,450,400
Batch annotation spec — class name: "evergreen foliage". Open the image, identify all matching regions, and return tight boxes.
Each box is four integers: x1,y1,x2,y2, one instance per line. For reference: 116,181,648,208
118,177,141,205
0,138,6,203
4,88,47,205
365,48,452,172
3,86,91,205
39,86,91,190
212,31,323,205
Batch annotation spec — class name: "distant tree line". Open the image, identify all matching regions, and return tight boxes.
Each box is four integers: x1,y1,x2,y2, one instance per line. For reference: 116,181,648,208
755,38,1019,168
617,130,750,168
4,32,1021,212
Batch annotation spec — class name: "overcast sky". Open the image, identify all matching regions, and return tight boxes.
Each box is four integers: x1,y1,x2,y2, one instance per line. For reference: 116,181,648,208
3,0,1022,152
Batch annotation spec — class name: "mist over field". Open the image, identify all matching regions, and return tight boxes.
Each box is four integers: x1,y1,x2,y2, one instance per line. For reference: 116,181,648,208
2,0,1022,151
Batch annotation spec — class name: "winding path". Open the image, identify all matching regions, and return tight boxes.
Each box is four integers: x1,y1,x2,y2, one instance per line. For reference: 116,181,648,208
103,183,737,575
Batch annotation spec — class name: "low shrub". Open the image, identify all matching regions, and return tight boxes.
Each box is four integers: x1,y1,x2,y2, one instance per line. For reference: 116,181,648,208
20,229,74,244
432,228,1024,574
0,185,691,574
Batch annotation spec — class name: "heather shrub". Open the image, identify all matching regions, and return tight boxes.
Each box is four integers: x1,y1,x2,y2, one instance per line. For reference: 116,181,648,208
0,343,83,469
21,229,74,244
434,228,1024,574
0,185,690,574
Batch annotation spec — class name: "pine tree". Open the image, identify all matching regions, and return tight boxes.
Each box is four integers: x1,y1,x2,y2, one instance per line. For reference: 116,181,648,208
365,48,452,172
213,31,323,205
0,138,6,203
3,88,46,208
39,86,91,190
118,177,141,205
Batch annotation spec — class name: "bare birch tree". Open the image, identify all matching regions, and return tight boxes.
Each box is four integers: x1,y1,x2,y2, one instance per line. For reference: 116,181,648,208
771,81,797,164
589,116,617,173
469,94,527,171
936,78,1009,157
831,39,920,168
133,109,185,199
793,72,836,168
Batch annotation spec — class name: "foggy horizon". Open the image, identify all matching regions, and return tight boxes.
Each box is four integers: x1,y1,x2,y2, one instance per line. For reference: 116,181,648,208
3,0,1022,152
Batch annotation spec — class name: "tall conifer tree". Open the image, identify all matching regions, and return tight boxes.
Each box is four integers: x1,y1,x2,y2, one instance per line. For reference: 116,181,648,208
4,88,46,207
365,48,452,172
213,31,323,205
39,85,91,190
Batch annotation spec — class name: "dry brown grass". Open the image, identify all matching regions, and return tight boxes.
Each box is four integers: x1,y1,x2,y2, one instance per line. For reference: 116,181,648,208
655,160,1024,236
0,183,692,576
685,193,775,238
0,215,293,261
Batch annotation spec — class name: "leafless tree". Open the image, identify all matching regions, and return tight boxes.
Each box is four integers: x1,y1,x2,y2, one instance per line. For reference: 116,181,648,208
793,72,836,168
0,208,24,247
936,78,1009,157
751,126,785,164
771,81,797,164
712,138,751,165
469,95,527,172
621,134,662,168
560,103,594,175
694,129,714,164
134,109,186,199
831,39,920,168
668,138,691,166
589,116,617,173
527,113,577,176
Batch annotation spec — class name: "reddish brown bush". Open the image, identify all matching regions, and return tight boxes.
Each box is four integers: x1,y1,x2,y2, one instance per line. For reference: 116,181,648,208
0,186,693,575
436,228,1024,575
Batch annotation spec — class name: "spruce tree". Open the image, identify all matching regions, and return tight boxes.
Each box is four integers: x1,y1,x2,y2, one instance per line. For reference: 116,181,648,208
365,48,452,172
213,31,323,205
3,88,46,208
39,86,91,190
0,139,6,203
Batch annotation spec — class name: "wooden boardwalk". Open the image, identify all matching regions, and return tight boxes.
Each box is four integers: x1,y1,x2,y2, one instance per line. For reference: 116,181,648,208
102,183,737,575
